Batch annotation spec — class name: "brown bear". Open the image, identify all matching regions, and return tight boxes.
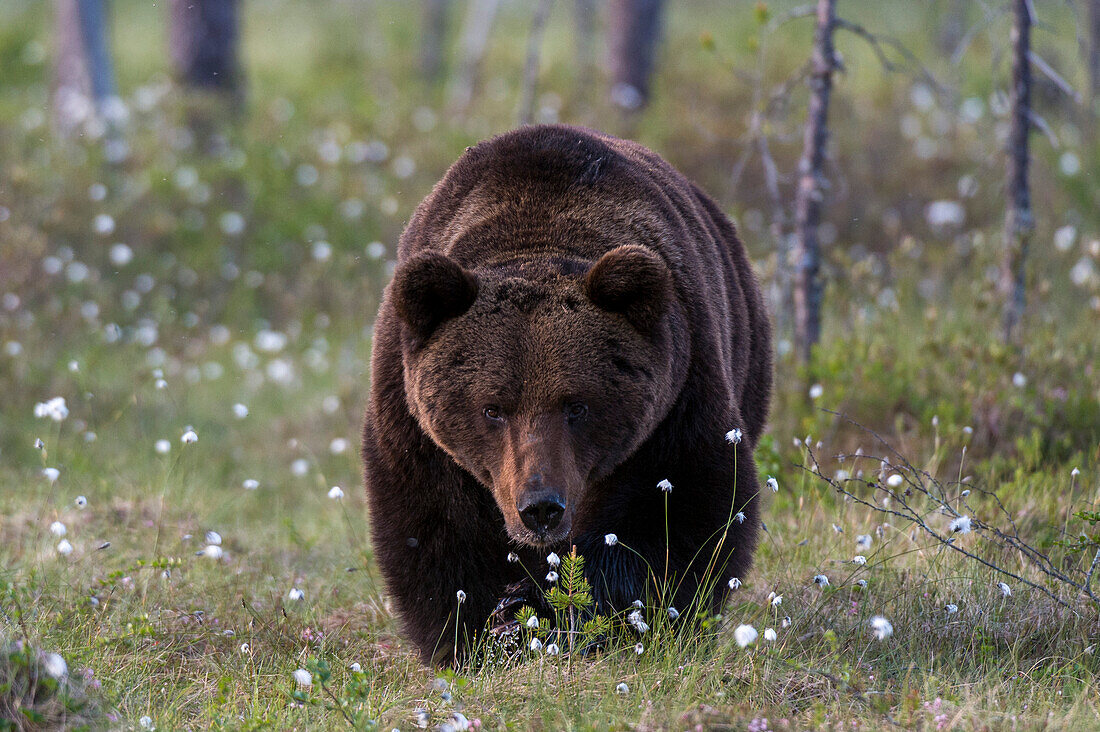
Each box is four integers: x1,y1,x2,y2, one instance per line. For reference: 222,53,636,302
362,124,772,665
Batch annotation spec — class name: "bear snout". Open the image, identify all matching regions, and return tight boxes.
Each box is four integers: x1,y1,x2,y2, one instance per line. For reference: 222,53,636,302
516,489,566,536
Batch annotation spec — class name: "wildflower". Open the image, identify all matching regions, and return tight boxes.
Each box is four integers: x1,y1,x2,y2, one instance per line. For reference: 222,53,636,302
1012,372,1027,388
632,600,644,608
329,438,348,454
293,668,312,687
766,476,778,492
634,642,644,654
42,653,68,679
886,474,904,488
155,439,170,454
852,555,867,565
627,609,649,634
75,495,87,508
243,479,259,490
616,682,629,694
997,582,1012,598
869,615,893,640
856,534,872,551
291,458,309,476
57,539,73,556
350,662,362,672
456,589,466,603
813,574,830,588
199,545,223,559
205,531,222,545
546,643,560,656
546,552,561,567
526,615,540,629
781,616,791,628
507,552,519,563
1071,467,1080,478
734,511,746,524
945,604,958,614
832,523,843,533
808,384,824,400
728,577,742,590
546,571,559,582
769,593,783,607
41,467,61,484
604,533,618,546
529,637,543,652
240,643,249,654
949,515,972,534
733,624,758,648
233,403,249,419
763,628,777,642
181,429,198,444
34,397,69,421
856,579,868,589
668,606,679,620
49,521,66,537
726,428,743,444
34,438,45,450
288,588,304,601
155,378,167,390
327,485,345,499
657,478,673,493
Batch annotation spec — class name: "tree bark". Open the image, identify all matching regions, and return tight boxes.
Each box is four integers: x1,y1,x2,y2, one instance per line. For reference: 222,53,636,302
1000,0,1033,344
448,0,501,113
421,0,450,81
607,0,663,111
519,0,555,125
792,0,837,363
169,0,242,98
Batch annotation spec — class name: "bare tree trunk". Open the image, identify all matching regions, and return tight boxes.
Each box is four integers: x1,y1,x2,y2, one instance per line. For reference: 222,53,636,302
449,0,501,113
519,0,556,125
573,0,596,103
421,0,450,81
1000,0,1034,344
169,0,242,98
607,0,663,111
1089,0,1100,101
792,0,837,363
52,0,119,135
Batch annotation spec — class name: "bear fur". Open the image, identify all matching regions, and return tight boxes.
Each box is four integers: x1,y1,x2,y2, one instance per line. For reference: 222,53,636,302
362,124,772,665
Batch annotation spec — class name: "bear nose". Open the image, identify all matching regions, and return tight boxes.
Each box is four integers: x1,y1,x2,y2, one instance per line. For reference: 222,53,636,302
518,494,565,535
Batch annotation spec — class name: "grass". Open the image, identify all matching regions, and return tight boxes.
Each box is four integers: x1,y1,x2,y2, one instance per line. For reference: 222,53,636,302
1,0,1099,728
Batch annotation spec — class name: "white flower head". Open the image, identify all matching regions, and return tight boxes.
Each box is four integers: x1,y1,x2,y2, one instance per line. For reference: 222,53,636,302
34,397,69,422
766,476,778,492
292,668,312,687
200,544,223,559
886,473,904,488
327,485,345,500
763,627,777,642
526,615,540,629
856,534,873,551
852,555,867,565
668,606,679,620
42,653,68,679
205,531,222,545
1012,372,1027,388
75,495,87,509
997,581,1011,598
604,533,618,546
945,603,959,614
870,615,893,640
42,467,60,483
733,624,758,648
627,609,649,634
232,403,249,419
725,428,743,445
657,478,673,493
781,615,791,628
856,579,868,589
455,589,466,604
139,716,154,731
240,643,250,654
616,682,629,695
546,570,559,583
728,577,742,590
734,511,746,524
634,642,644,655
813,574,830,588
57,539,73,556
949,515,972,534
49,521,67,537
154,439,170,454
770,593,783,607
808,383,824,400
349,662,362,672
529,637,543,652
545,642,560,656
1071,467,1080,478
34,438,45,450
288,588,304,601
243,479,259,490
506,552,519,563
546,552,561,567
181,429,198,444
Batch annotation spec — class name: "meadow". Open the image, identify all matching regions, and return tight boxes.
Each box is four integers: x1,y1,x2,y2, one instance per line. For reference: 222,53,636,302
1,0,1099,729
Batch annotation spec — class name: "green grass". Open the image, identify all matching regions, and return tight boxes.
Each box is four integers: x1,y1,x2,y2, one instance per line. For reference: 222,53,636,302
2,0,1099,728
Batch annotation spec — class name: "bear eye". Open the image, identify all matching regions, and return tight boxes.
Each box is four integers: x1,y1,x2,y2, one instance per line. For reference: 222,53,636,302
483,405,505,423
566,402,589,422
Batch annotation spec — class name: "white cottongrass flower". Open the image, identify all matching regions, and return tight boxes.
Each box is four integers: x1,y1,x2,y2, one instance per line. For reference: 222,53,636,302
200,545,223,559
1012,372,1027,388
634,642,644,655
43,653,68,679
546,571,559,583
668,606,679,620
832,523,843,533
852,555,867,565
627,609,649,634
545,643,560,656
733,624,758,648
139,716,154,731
526,615,540,629
763,627,777,642
856,534,873,551
181,429,198,444
726,428,743,444
808,383,824,400
288,588,304,601
42,468,60,483
766,476,778,492
604,533,618,546
240,643,250,654
856,579,868,589
781,616,792,628
329,438,348,454
886,473,904,488
49,521,67,537
632,600,644,608
657,478,673,493
57,539,73,556
997,581,1012,597
327,485,345,500
728,577,742,590
546,552,561,567
506,552,519,563
769,593,783,607
205,531,222,545
456,590,466,603
950,515,972,534
233,403,249,418
155,439,170,454
1071,467,1080,478
529,637,543,652
291,458,309,476
616,682,629,695
869,615,894,640
734,511,746,524
945,604,958,614
243,479,259,490
292,668,312,687
349,662,362,672
813,574,830,588
75,495,87,508
34,397,69,421
34,439,45,450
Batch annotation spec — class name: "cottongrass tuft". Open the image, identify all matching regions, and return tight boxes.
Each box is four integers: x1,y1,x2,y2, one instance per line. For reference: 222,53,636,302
870,615,894,640
627,609,649,634
545,643,559,656
604,533,618,546
763,627,777,642
733,624,758,648
725,428,743,444
852,555,867,565
886,473,904,488
243,479,259,490
766,476,778,492
949,515,973,534
546,571,559,583
327,485,344,499
288,588,304,601
49,521,67,537
529,637,542,652
813,574,830,588
668,606,679,620
154,439,170,454
75,495,87,508
42,467,60,483
181,429,198,444
546,552,560,567
139,715,155,730
506,552,519,563
634,642,644,655
856,534,873,551
455,590,466,604
292,668,312,687
945,604,959,614
615,682,629,695
56,539,73,556
734,512,746,524
997,581,1012,597
199,545,223,559
525,616,539,629
657,479,673,493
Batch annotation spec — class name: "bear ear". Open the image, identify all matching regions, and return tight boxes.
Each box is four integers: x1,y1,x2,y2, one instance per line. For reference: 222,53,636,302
583,245,672,331
391,252,479,340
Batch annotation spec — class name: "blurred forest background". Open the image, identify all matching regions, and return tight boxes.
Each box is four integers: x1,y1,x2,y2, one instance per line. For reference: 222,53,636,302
1,0,1100,729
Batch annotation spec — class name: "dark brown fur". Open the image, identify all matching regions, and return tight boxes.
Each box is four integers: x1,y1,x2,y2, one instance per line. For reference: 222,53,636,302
362,125,773,664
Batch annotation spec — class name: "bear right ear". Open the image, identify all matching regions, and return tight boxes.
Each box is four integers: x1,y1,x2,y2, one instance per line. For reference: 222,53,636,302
391,252,479,340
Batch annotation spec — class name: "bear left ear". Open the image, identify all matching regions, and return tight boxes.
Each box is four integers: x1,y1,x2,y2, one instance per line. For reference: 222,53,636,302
391,251,479,340
583,245,672,331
